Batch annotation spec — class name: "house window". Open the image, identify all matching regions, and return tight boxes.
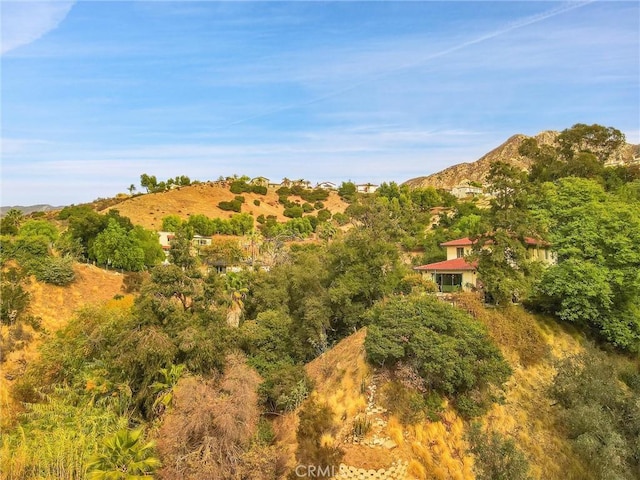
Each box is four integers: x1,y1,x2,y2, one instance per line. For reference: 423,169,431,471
456,247,464,258
435,273,463,292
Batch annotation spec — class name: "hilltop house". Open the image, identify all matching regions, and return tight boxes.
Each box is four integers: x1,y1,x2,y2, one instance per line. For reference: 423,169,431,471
414,236,554,292
356,183,379,194
250,176,270,187
316,181,337,190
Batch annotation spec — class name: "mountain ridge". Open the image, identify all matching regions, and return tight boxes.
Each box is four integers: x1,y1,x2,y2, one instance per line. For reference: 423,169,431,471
403,130,639,190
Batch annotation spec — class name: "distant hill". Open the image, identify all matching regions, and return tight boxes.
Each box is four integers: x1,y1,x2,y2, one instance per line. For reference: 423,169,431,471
403,130,639,190
100,182,349,231
0,204,64,216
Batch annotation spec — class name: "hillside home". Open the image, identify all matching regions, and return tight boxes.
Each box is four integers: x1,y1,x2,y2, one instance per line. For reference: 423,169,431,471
316,181,337,190
157,231,175,251
192,235,212,247
158,231,212,254
356,183,379,194
250,176,270,187
414,236,554,292
450,181,483,199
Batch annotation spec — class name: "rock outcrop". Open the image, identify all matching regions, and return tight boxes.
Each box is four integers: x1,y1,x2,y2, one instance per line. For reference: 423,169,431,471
403,130,639,190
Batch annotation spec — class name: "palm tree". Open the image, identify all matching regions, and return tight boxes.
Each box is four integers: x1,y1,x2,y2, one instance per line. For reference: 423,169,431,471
224,273,248,328
87,428,160,479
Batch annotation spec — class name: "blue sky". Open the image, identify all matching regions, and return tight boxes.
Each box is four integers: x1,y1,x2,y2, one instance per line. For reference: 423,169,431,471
1,1,638,206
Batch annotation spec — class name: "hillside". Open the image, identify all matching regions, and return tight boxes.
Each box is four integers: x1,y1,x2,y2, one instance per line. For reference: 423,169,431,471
270,299,594,480
99,183,349,231
0,205,64,217
1,264,125,427
403,130,639,190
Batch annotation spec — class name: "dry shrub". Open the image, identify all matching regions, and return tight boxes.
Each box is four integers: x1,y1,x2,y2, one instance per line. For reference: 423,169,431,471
455,293,549,367
157,353,263,480
387,416,404,446
238,444,289,480
293,394,344,478
408,459,426,479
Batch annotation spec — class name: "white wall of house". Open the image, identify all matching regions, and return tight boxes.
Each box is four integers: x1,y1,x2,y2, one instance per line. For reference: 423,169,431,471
158,231,174,249
445,245,472,260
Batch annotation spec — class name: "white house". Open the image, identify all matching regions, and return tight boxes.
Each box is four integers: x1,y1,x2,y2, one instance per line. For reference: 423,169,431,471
356,183,379,194
316,181,337,190
450,181,483,199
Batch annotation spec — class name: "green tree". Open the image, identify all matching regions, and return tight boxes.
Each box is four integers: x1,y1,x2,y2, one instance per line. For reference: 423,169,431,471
229,212,254,235
130,226,165,268
140,174,158,193
283,205,304,218
200,238,244,268
477,161,542,304
92,219,145,271
486,161,531,231
557,123,625,163
550,348,640,479
187,214,214,235
365,295,511,417
139,264,200,319
66,208,108,258
337,181,357,202
168,230,197,270
0,208,23,235
327,229,406,334
19,220,58,243
161,214,182,232
534,179,640,351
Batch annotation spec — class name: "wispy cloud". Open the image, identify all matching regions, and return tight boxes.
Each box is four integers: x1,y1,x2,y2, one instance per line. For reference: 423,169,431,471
198,1,598,130
1,0,75,55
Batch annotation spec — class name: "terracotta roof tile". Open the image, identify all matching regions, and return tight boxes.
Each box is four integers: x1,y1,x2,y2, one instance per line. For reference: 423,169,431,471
413,257,478,271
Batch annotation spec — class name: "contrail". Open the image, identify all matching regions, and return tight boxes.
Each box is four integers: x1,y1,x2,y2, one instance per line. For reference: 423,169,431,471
215,1,596,130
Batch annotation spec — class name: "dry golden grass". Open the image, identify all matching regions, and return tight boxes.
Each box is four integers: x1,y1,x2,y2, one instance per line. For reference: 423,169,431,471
475,307,589,480
387,416,404,446
0,264,125,427
454,293,549,367
26,263,125,332
406,406,473,480
277,301,590,479
101,183,349,231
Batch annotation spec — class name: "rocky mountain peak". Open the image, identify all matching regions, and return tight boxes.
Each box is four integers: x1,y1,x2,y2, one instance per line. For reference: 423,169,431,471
402,130,636,190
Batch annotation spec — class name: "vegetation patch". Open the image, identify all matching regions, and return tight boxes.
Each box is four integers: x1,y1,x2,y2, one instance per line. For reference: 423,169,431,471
365,295,511,418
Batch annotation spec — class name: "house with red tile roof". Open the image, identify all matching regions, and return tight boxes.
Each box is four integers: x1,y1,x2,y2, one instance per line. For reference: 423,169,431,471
414,236,554,292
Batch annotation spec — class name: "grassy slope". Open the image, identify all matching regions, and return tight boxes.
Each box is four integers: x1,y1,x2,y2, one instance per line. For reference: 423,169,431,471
1,260,594,479
0,264,125,427
273,297,591,480
101,183,349,231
